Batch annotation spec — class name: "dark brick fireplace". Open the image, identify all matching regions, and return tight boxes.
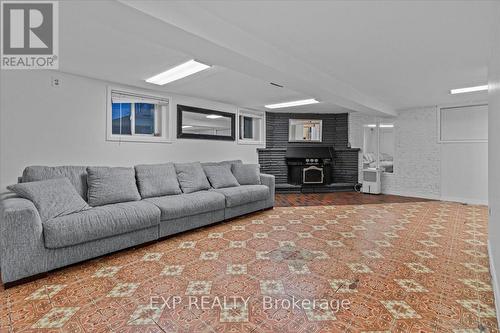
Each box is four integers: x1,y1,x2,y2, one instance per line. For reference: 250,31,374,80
257,112,360,193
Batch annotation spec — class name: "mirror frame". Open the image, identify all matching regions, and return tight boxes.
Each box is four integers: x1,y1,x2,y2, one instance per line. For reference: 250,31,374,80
288,119,323,142
177,104,236,141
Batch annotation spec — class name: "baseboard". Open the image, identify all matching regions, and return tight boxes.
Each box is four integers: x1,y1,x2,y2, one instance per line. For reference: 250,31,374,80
488,242,500,328
381,190,488,205
381,190,440,201
440,195,488,206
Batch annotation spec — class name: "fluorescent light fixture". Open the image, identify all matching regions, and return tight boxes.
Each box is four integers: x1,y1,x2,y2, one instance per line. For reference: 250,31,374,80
364,124,377,128
450,85,488,94
145,60,210,85
182,125,193,129
265,98,319,109
206,115,222,119
379,124,394,128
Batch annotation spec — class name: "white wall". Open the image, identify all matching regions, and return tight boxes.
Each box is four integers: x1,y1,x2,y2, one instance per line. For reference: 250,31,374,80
350,109,440,199
0,70,263,190
350,107,488,203
488,2,500,321
441,142,488,204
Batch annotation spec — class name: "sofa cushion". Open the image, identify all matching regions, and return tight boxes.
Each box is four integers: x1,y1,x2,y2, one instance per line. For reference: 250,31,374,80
174,162,211,194
43,201,160,248
22,165,88,200
7,178,90,222
86,167,141,206
135,163,181,198
231,164,261,185
145,191,225,220
213,185,269,207
203,164,240,189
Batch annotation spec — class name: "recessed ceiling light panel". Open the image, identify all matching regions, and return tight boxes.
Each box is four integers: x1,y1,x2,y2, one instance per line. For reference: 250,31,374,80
450,85,488,94
265,98,319,109
145,60,211,85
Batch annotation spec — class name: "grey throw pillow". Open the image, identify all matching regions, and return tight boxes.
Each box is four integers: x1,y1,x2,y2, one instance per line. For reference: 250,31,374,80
231,164,261,185
86,167,141,206
22,165,88,200
203,164,240,189
135,163,181,198
7,178,90,222
174,162,211,193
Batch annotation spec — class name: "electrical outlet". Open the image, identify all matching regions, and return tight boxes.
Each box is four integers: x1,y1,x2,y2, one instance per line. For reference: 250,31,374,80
51,77,61,88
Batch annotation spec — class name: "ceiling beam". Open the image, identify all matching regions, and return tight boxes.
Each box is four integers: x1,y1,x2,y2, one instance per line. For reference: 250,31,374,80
118,0,396,116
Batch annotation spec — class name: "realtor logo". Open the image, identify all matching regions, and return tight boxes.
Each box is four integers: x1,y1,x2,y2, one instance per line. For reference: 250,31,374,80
1,1,58,69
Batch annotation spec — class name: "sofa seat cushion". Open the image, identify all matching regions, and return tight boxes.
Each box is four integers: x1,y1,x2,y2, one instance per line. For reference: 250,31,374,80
43,201,160,249
145,191,225,220
213,185,269,208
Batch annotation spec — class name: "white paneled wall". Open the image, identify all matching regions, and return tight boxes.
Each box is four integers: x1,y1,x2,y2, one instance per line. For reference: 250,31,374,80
350,106,488,203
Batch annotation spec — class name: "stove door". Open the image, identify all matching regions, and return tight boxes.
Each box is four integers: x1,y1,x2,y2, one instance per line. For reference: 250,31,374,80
303,166,324,184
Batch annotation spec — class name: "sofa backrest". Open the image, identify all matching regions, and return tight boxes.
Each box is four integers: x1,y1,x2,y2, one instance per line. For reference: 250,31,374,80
22,166,88,201
201,160,243,168
19,160,246,202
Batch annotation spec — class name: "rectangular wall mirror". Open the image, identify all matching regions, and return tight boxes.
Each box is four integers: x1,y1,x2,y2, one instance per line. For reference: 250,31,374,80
289,119,323,142
177,104,235,141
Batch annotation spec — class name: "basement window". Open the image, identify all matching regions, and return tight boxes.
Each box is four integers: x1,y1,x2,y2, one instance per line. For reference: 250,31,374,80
237,109,265,145
107,88,171,143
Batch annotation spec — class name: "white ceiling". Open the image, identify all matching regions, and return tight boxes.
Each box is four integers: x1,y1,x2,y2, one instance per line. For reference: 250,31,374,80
194,0,495,110
58,1,496,115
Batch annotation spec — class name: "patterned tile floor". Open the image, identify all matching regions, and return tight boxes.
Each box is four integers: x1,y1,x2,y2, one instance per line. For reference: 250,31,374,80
275,192,433,207
0,201,497,332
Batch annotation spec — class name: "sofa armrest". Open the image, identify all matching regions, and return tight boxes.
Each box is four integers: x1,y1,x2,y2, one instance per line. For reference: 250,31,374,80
0,197,45,282
260,173,275,207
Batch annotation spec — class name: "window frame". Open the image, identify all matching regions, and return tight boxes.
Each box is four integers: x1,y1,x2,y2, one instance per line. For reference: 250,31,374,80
237,108,265,145
106,87,173,143
437,103,488,144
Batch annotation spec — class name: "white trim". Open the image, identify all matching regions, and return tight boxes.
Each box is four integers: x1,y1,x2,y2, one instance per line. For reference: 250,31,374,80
488,241,500,329
440,196,488,206
106,86,173,143
237,108,265,145
381,190,489,205
381,190,441,201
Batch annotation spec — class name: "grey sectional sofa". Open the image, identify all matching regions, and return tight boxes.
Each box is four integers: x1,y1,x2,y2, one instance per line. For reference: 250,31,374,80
0,160,275,284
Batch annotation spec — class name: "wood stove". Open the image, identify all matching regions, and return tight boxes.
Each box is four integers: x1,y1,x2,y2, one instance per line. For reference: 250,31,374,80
285,146,334,185
303,165,324,184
